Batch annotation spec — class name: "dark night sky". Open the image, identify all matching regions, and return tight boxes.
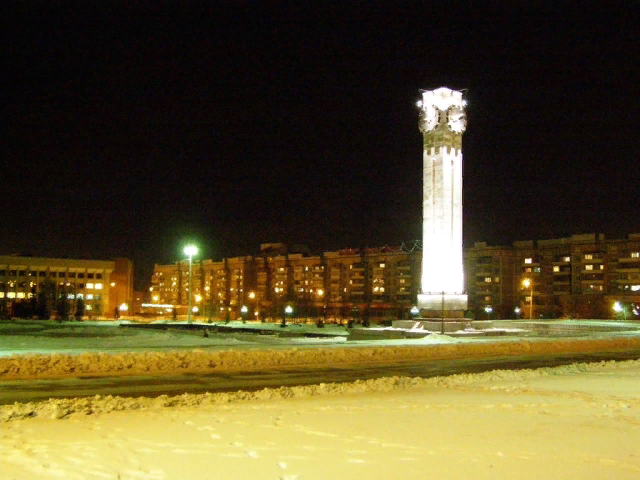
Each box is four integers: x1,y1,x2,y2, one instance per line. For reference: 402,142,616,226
4,1,640,290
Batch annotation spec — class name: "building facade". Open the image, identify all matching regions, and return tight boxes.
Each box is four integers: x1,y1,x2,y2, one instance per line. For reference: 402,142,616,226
0,255,133,318
149,243,422,322
466,233,640,319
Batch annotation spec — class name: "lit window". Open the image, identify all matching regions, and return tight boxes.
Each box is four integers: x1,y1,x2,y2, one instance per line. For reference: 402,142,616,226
87,294,94,300
77,294,84,299
485,296,491,301
0,292,4,298
380,287,385,293
485,277,492,283
494,277,500,283
524,258,532,264
525,296,531,302
632,252,640,258
87,283,94,289
399,279,405,284
584,254,593,260
86,305,92,310
379,263,385,268
17,292,25,299
7,292,15,298
563,256,571,262
599,265,604,270
95,283,103,290
553,266,560,272
68,294,75,299
585,265,593,271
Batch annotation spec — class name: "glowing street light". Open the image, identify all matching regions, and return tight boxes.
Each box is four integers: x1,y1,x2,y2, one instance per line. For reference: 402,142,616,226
522,278,533,320
119,303,128,312
410,306,419,317
613,301,627,320
248,291,256,300
184,245,198,324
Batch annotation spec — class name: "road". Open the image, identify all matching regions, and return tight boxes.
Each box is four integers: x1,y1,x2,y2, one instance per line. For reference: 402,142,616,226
2,348,640,405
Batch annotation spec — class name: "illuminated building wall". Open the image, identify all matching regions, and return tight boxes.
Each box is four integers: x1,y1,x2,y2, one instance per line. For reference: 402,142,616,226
416,87,468,313
0,255,120,318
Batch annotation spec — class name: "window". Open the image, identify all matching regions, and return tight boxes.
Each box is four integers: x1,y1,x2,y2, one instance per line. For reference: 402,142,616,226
95,283,103,290
553,266,560,272
484,277,492,283
525,296,531,302
632,252,640,258
9,270,17,276
18,271,26,277
7,292,16,298
87,283,94,289
534,267,541,273
0,270,5,276
584,254,593,260
87,294,94,300
78,273,85,278
17,292,25,299
0,292,4,298
87,273,94,279
563,256,570,262
585,265,593,271
485,296,491,301
96,273,102,279
599,265,604,270
379,263,385,268
524,258,532,264
78,283,85,289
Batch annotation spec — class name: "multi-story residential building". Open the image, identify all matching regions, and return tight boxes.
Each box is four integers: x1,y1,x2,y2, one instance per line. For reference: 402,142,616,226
149,233,639,321
149,243,422,321
466,233,640,319
0,255,133,318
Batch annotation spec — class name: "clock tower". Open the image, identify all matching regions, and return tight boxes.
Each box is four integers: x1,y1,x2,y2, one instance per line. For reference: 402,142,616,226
416,87,468,316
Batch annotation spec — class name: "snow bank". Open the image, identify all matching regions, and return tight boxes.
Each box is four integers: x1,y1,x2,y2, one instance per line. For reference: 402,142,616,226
2,358,638,423
2,336,640,380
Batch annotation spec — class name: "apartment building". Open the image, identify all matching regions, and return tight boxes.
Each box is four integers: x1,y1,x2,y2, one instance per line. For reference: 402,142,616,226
466,233,640,319
149,243,422,321
0,255,133,318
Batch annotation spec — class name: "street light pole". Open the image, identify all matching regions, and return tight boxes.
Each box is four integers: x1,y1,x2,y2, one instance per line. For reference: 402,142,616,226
523,278,533,320
184,245,198,324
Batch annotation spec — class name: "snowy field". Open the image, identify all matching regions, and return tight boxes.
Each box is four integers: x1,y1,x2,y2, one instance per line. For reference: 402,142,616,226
2,359,639,479
2,319,640,380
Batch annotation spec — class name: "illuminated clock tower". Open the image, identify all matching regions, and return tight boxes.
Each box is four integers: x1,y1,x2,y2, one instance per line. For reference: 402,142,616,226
417,87,468,316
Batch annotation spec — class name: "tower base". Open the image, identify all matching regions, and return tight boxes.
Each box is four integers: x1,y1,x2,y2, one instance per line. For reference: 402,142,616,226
417,293,468,318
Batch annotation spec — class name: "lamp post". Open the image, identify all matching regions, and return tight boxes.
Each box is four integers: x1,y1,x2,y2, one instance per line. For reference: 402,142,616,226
523,278,533,320
184,245,198,324
613,301,626,320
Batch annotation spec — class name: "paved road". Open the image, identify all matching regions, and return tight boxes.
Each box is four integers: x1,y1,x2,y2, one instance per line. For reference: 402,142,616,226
1,349,639,405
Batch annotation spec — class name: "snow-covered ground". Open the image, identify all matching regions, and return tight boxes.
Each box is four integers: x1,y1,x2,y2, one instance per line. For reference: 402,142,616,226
2,359,639,479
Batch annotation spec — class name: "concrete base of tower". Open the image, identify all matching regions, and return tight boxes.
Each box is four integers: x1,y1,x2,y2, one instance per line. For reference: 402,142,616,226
417,293,468,317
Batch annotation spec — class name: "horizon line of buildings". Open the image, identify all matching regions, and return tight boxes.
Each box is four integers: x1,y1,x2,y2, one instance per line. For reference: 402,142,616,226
149,233,640,321
2,231,639,320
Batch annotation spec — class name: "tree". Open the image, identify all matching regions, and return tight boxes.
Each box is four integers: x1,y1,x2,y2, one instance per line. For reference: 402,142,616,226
75,298,85,321
56,287,70,321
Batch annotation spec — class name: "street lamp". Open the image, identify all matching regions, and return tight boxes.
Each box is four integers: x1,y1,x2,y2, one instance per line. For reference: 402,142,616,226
514,306,521,318
484,306,493,319
522,278,533,320
613,301,626,320
241,304,248,323
410,306,419,318
184,245,198,324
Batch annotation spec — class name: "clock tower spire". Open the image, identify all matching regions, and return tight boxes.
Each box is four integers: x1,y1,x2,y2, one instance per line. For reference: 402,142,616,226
416,87,468,317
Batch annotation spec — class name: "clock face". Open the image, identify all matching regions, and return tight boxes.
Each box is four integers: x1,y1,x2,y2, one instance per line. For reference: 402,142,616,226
419,104,439,133
447,106,466,133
